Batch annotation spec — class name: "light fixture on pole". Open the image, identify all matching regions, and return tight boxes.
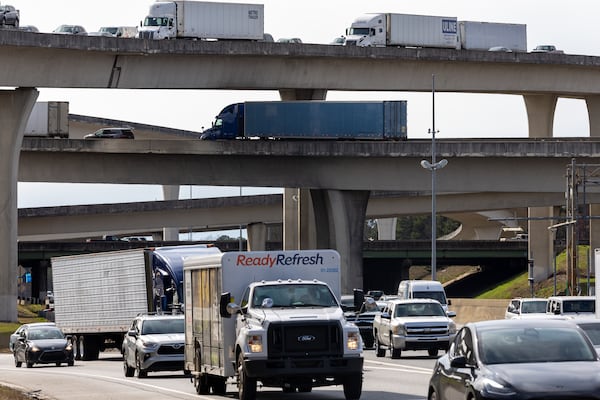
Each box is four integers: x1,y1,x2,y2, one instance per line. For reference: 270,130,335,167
421,74,448,282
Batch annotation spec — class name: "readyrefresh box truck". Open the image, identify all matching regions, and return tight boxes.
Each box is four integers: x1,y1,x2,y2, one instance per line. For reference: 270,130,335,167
183,249,364,400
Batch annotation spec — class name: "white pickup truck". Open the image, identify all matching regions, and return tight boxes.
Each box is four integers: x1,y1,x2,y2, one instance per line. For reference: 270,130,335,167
372,299,457,359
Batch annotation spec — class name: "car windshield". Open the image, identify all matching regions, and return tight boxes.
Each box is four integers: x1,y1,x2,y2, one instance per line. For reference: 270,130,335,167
579,324,600,346
141,318,184,335
521,300,547,313
479,327,596,364
348,28,370,35
563,300,595,313
144,17,169,27
412,291,447,304
28,328,64,340
395,302,445,317
252,284,338,308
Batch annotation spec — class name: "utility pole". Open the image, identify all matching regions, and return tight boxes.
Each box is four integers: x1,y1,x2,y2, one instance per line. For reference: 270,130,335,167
420,75,447,281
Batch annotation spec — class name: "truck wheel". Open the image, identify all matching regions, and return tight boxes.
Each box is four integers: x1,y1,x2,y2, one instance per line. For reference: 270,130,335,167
342,373,362,400
123,357,134,377
428,349,439,357
391,347,402,359
195,374,210,395
297,384,312,393
237,353,256,400
81,335,100,361
374,338,386,357
135,353,147,378
212,377,227,395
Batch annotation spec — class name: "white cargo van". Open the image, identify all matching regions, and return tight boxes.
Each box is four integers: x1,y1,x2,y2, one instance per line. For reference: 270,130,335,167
397,280,451,312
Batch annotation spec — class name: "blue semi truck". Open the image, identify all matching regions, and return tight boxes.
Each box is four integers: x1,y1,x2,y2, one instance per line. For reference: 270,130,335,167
200,101,407,140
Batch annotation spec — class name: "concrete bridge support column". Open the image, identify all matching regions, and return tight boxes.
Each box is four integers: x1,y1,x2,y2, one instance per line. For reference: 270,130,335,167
0,87,38,323
585,96,600,272
279,88,327,250
377,218,397,240
161,185,180,241
523,94,557,282
528,206,556,281
247,222,267,251
310,189,370,294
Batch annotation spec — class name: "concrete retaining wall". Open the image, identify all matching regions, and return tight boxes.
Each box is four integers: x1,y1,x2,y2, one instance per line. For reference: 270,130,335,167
450,298,508,326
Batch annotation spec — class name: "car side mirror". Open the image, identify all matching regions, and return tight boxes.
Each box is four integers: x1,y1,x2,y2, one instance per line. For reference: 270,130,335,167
447,311,457,318
220,292,232,318
450,355,468,368
127,330,137,337
447,299,452,306
381,312,391,319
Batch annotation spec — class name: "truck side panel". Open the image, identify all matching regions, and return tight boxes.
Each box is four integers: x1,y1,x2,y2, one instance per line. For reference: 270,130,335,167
459,21,527,51
25,101,69,138
52,249,151,334
184,252,238,377
177,1,264,39
244,101,407,139
388,14,458,48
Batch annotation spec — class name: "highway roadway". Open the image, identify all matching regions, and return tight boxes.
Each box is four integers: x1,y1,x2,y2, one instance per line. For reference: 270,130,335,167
0,350,435,400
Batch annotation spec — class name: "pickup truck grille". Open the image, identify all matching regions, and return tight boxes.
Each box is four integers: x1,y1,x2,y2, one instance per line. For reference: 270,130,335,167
406,324,449,336
267,321,342,357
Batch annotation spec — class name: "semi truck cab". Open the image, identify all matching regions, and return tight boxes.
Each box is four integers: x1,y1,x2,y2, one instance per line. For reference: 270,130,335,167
201,103,244,139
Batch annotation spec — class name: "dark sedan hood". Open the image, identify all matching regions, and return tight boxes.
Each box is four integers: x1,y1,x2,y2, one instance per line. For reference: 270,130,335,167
29,338,69,349
487,362,600,397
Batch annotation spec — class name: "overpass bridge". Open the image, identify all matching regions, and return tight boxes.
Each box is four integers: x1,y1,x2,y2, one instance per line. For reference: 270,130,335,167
17,239,528,303
3,31,600,321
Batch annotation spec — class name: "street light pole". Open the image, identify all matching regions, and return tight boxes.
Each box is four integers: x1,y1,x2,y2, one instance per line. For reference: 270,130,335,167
421,75,447,281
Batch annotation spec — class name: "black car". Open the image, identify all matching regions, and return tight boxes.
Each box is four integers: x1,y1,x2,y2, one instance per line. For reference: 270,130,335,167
84,127,135,139
351,298,385,348
13,325,74,368
428,319,600,400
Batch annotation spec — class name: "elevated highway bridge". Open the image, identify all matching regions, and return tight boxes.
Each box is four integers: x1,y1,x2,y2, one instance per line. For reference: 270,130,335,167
17,239,528,302
2,31,600,321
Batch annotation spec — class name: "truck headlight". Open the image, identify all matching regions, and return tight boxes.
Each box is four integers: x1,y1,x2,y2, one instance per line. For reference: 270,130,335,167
247,335,263,353
347,331,361,351
449,321,457,334
392,325,406,336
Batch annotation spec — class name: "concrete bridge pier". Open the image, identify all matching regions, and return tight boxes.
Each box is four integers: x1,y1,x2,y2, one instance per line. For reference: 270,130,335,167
310,189,370,293
278,88,370,292
586,96,600,271
161,185,180,241
0,87,38,322
377,218,397,240
523,94,558,282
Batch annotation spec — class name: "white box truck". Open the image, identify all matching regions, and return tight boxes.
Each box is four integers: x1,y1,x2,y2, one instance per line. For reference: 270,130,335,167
459,21,527,51
24,101,69,138
183,249,364,400
137,1,264,40
344,13,459,48
51,245,214,361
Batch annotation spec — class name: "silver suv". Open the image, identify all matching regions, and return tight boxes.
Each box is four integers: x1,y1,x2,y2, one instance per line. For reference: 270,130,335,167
122,313,185,378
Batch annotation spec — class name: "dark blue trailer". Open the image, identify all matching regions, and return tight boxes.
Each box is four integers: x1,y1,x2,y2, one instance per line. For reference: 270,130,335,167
200,101,407,140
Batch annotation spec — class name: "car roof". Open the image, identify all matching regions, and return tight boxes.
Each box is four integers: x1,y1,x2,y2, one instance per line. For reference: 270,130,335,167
386,298,442,305
469,318,580,331
136,313,183,320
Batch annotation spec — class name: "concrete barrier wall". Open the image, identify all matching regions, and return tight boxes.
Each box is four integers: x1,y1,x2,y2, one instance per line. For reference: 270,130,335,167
450,298,508,326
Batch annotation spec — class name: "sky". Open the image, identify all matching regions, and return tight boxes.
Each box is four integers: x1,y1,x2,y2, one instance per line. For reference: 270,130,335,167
12,0,598,228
